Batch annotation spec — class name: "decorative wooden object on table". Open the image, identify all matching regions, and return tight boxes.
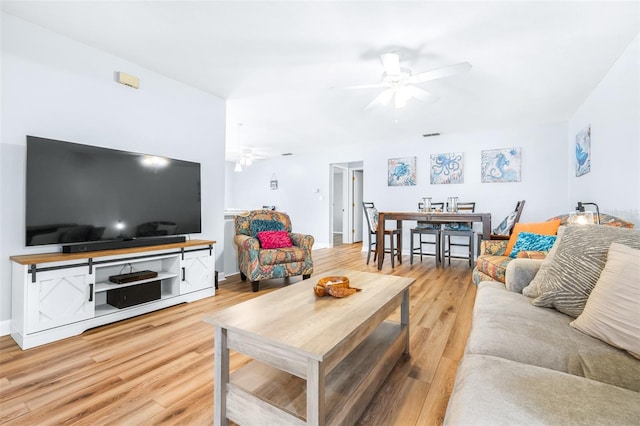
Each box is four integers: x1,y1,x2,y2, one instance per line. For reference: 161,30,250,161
313,276,361,298
205,269,414,426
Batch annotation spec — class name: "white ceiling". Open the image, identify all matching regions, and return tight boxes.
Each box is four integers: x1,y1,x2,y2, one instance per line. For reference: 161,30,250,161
2,1,638,161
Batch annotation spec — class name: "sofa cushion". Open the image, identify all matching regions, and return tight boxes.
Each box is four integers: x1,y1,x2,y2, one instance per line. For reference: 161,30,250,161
468,282,640,391
475,255,511,283
445,354,640,426
570,243,640,359
471,268,495,285
531,225,640,317
258,246,306,265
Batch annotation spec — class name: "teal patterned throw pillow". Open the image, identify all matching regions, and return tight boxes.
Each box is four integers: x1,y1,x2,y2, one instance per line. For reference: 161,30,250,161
250,219,285,238
510,232,557,258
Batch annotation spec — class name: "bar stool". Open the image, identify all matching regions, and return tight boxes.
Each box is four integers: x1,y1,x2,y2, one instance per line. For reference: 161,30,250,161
410,202,444,266
442,202,476,268
363,202,401,267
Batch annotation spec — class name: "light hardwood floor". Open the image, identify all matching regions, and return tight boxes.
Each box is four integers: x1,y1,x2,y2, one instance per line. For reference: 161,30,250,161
0,243,475,425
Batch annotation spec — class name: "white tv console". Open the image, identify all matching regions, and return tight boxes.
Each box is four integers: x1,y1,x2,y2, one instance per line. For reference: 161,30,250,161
10,239,216,350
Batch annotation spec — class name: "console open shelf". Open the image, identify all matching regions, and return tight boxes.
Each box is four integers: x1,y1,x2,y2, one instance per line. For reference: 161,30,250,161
95,272,178,292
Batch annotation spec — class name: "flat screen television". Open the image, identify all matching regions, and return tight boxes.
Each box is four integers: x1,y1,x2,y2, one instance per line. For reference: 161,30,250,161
26,136,201,251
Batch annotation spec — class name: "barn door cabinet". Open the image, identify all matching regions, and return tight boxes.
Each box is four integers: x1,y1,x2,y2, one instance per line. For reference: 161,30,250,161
10,239,215,349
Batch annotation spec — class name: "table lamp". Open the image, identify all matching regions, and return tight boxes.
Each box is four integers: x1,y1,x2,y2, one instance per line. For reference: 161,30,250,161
568,201,600,225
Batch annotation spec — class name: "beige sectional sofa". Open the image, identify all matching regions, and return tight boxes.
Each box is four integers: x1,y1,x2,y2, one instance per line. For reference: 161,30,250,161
445,225,640,425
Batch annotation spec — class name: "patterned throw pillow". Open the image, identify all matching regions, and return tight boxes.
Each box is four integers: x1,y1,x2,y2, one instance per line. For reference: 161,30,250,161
492,210,518,236
531,225,640,317
570,243,640,359
257,230,293,249
365,207,379,230
522,226,566,298
509,232,557,258
505,219,561,256
250,219,285,238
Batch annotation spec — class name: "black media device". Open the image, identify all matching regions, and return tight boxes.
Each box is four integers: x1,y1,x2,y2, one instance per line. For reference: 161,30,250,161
109,270,158,284
25,136,202,252
107,280,161,309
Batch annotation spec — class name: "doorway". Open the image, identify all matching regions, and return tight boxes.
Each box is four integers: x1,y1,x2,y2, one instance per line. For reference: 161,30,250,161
330,162,364,246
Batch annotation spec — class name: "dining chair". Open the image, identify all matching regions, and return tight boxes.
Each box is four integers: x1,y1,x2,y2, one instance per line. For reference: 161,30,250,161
363,202,401,267
476,200,525,253
410,202,445,266
442,201,476,267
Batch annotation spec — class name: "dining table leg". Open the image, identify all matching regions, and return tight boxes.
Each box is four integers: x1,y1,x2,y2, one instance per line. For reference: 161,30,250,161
377,212,385,270
396,219,403,265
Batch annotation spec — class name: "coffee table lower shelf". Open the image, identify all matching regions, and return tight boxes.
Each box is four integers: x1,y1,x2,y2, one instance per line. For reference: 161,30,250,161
226,320,406,426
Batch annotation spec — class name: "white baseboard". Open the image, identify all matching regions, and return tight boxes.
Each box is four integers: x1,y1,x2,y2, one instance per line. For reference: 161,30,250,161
0,320,10,336
314,243,332,249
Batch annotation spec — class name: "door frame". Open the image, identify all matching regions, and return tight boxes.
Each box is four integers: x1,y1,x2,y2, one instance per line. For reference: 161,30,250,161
329,162,364,246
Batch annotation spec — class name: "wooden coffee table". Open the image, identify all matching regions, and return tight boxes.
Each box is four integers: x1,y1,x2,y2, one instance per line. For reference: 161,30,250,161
204,269,414,426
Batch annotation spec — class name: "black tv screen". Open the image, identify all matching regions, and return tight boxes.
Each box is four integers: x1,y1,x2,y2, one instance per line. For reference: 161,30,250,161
26,136,201,247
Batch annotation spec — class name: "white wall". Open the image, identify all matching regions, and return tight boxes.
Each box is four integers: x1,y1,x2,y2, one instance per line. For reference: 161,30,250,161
0,14,226,323
568,34,640,225
226,122,569,250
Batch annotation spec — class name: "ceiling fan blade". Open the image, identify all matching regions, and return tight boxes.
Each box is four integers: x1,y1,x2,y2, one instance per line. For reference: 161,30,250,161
411,86,439,103
337,82,390,90
380,53,401,76
408,62,472,84
365,88,394,110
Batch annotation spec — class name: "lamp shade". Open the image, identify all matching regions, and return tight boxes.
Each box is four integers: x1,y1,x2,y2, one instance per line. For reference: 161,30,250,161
568,211,594,225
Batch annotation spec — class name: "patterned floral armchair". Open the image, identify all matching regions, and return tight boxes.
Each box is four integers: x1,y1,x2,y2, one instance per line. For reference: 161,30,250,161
234,210,314,292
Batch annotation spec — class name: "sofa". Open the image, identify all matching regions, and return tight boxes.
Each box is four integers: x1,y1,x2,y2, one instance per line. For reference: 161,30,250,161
445,224,640,424
472,213,634,285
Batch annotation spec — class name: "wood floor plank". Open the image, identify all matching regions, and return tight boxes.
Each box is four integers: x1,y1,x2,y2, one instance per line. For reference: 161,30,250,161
414,356,460,426
0,401,30,423
0,243,476,425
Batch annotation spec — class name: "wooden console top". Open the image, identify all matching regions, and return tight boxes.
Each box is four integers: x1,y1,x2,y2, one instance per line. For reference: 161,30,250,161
10,239,216,265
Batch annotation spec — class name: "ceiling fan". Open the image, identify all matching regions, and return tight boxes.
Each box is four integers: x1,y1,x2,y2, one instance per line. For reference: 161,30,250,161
238,148,268,166
344,52,471,109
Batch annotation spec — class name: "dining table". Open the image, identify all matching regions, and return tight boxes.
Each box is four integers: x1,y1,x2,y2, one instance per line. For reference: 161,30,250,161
376,211,492,270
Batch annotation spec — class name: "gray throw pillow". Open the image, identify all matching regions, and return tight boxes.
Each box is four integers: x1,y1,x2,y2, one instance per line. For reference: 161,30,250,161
531,225,640,317
522,226,566,298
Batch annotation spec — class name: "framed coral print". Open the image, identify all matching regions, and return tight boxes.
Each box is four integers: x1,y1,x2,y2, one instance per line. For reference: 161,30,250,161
575,125,591,177
430,152,464,184
388,157,417,186
481,147,522,183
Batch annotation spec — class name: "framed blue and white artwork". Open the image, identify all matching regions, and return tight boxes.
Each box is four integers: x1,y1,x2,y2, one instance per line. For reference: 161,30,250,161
575,125,591,177
430,152,464,184
388,157,417,186
481,147,522,183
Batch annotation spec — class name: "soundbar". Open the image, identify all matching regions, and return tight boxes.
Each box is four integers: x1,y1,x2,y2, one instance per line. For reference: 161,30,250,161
62,236,186,253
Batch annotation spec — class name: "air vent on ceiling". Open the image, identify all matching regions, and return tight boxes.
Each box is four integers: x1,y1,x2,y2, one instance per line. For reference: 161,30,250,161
281,153,293,156
422,132,441,138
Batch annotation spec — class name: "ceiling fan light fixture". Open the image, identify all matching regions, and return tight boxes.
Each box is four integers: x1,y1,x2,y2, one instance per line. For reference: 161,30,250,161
394,85,413,108
378,89,394,105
